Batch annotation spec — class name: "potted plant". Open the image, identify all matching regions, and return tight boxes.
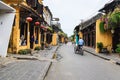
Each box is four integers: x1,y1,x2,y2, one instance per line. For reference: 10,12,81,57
34,46,41,51
115,44,120,57
97,42,103,53
99,21,106,33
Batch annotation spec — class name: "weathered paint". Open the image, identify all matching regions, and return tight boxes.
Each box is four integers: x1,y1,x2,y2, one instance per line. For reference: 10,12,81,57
96,19,112,53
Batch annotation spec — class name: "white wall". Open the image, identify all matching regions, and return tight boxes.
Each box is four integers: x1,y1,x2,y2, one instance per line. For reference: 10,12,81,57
0,1,15,57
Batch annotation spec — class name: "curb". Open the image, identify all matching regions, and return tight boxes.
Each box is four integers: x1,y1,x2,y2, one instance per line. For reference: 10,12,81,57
84,50,110,60
41,62,52,80
84,49,120,66
116,62,120,65
42,45,60,80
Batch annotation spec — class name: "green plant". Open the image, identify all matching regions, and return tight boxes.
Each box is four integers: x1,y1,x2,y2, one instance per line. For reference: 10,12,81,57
25,49,31,54
99,21,106,33
34,46,41,50
18,49,27,55
115,44,120,53
18,49,31,55
97,42,103,51
108,11,120,30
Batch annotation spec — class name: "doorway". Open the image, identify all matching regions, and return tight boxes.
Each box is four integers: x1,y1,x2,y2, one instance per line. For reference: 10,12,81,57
112,27,120,52
30,23,34,49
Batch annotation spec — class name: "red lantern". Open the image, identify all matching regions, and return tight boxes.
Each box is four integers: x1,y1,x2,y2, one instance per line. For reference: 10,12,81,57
35,22,40,25
26,17,32,22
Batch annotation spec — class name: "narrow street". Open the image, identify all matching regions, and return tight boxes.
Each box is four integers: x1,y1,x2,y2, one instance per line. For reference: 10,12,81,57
45,42,120,80
1,1,120,80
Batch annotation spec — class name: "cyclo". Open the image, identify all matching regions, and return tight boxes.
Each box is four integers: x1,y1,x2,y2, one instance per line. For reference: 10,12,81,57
74,44,84,55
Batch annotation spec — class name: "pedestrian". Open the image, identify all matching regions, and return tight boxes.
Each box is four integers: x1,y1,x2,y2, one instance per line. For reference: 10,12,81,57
30,35,34,49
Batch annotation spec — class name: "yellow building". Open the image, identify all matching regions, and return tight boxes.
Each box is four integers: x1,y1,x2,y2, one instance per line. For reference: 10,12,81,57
97,0,120,53
42,6,53,47
51,18,62,46
95,19,112,53
3,0,44,53
74,0,120,54
75,13,112,53
52,32,58,45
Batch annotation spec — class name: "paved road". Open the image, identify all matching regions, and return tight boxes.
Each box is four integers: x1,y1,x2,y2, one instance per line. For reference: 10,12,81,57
45,42,120,80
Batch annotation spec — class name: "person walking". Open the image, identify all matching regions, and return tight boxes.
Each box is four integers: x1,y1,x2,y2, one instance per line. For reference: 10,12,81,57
30,35,34,49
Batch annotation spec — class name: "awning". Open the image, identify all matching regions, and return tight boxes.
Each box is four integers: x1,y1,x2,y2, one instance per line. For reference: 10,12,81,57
79,13,102,30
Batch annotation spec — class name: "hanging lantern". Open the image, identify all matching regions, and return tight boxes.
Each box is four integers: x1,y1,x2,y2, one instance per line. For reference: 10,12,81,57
35,22,40,25
26,17,32,22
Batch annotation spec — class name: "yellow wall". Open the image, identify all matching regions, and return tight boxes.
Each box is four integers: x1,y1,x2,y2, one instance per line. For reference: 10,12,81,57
52,33,58,46
13,8,20,53
96,19,112,53
61,37,64,43
78,31,83,38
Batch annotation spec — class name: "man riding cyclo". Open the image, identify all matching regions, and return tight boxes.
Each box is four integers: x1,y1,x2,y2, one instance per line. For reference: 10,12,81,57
75,33,84,52
78,37,84,49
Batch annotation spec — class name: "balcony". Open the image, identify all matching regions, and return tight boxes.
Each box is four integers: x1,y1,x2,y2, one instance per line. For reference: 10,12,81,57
3,0,23,3
26,0,37,8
